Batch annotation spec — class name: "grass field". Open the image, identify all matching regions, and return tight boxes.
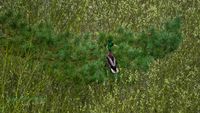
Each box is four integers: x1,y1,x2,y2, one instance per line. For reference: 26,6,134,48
0,0,200,113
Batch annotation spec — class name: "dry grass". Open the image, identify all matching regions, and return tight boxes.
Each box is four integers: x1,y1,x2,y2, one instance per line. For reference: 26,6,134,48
0,0,200,113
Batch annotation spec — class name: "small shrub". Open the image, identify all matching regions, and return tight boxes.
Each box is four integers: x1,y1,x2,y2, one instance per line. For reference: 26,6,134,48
0,10,182,83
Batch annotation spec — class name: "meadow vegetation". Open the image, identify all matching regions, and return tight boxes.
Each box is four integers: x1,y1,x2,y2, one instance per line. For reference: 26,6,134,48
0,0,200,113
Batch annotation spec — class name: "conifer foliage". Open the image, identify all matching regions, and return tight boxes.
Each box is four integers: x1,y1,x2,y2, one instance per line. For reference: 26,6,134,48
0,10,182,83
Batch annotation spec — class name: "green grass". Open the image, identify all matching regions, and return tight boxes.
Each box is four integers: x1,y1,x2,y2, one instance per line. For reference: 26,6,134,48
0,0,200,113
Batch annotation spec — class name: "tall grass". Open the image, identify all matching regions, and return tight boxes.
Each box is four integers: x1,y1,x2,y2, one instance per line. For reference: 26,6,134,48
0,0,200,113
